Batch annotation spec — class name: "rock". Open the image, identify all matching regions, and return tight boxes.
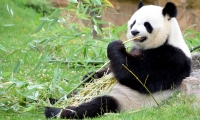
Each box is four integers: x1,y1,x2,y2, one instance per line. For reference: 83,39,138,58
181,76,200,99
192,52,200,70
180,52,200,106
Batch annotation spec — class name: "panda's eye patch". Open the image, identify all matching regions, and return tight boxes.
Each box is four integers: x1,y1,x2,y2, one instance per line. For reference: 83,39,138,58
130,20,136,29
144,22,153,33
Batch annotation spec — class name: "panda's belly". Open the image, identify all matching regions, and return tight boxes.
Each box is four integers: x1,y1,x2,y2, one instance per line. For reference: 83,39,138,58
108,83,175,111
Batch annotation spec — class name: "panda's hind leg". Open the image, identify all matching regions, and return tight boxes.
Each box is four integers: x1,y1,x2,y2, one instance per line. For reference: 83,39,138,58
44,95,118,119
45,107,62,118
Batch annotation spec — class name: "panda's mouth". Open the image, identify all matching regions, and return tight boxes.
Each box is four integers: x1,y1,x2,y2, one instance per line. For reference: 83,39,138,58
134,36,147,42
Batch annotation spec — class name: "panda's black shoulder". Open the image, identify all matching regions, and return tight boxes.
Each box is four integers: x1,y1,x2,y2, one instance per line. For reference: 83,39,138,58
143,44,190,62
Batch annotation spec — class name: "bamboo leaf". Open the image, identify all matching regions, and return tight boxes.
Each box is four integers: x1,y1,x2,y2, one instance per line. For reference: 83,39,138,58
84,0,91,4
83,46,87,58
68,0,78,3
2,24,15,27
4,49,20,60
6,4,10,13
49,9,60,17
10,8,14,16
82,4,89,15
23,105,35,112
13,60,21,73
35,21,45,33
105,0,114,8
0,44,6,52
92,0,101,6
50,18,58,26
57,86,67,94
33,60,42,72
53,66,59,87
93,25,102,35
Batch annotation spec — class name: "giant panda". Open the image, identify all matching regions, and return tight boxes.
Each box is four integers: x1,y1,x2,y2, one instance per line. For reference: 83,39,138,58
45,1,192,119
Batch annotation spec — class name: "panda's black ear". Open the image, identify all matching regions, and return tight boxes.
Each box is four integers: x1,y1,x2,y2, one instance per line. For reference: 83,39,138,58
138,0,144,9
162,2,177,18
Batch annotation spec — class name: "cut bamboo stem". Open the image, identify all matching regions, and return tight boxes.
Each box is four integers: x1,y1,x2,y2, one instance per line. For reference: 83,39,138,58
122,64,159,106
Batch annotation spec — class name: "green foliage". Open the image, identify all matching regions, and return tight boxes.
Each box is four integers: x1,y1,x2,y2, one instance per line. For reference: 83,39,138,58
33,0,127,65
0,0,126,114
25,0,56,14
184,25,200,52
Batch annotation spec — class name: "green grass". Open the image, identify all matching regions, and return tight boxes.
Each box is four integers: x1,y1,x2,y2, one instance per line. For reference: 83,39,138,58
0,0,200,119
0,95,200,120
0,110,44,120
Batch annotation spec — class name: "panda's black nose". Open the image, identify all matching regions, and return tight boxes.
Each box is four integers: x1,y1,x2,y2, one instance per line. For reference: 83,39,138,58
131,31,140,36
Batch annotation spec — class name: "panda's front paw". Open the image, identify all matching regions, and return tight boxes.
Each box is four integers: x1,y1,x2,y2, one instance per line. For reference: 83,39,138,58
107,40,126,59
107,40,124,51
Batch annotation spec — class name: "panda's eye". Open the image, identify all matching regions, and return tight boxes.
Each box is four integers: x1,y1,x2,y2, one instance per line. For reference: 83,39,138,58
130,20,136,29
144,22,153,33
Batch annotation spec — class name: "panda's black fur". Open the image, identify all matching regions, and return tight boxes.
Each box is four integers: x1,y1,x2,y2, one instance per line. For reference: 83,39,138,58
45,1,191,119
107,40,191,94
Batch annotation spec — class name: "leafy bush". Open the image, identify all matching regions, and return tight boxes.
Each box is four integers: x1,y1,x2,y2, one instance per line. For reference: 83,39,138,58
32,0,127,66
184,25,200,52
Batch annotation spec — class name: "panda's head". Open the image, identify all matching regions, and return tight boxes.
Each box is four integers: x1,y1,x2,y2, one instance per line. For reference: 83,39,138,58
127,1,187,51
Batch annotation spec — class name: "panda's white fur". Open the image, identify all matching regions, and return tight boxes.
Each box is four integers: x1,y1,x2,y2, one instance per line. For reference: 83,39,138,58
45,1,192,119
167,19,191,58
127,5,191,58
108,83,174,111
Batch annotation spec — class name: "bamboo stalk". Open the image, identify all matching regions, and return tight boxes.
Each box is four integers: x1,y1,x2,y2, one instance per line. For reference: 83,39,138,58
122,64,159,106
190,45,200,52
123,36,142,44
